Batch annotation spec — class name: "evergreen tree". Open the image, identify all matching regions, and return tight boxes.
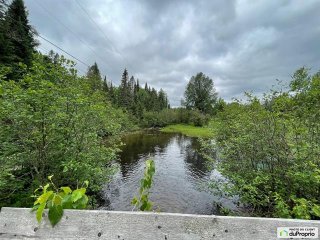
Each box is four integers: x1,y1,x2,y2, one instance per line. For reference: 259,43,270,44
129,76,135,94
119,68,130,108
102,76,109,92
4,0,38,66
158,89,168,110
86,62,102,91
0,0,13,65
135,79,140,92
104,70,171,116
109,82,117,105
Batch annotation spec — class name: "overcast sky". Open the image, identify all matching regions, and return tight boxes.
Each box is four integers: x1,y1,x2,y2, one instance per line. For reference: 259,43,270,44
24,0,320,106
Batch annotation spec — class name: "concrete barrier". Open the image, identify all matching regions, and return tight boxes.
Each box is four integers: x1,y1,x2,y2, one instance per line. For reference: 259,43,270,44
0,207,319,239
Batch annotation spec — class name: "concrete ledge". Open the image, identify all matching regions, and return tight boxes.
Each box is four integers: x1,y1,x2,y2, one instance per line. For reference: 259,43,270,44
0,207,319,239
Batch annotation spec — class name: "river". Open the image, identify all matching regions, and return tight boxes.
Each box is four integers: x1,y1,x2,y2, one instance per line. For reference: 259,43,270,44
102,130,240,215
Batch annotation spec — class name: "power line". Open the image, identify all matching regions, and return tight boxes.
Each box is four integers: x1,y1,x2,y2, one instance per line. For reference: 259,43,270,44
37,45,87,75
74,0,137,74
34,0,111,75
37,34,90,68
3,10,91,69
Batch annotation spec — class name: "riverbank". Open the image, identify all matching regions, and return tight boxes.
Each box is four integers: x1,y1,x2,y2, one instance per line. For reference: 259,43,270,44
160,124,213,138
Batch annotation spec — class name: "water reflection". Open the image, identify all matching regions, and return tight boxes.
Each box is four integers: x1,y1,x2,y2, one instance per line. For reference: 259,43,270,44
102,131,230,214
118,130,174,177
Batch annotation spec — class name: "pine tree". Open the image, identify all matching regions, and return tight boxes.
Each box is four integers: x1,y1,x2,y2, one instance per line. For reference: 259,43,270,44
103,76,109,92
86,62,102,91
0,0,13,65
119,68,130,108
109,82,117,105
5,0,38,66
129,76,135,94
158,89,168,110
135,79,140,92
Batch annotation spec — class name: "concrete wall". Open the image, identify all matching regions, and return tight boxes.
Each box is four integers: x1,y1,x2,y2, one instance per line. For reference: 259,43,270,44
0,207,319,239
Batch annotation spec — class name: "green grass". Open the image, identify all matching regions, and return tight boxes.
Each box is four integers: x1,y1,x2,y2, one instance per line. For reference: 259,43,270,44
160,124,214,138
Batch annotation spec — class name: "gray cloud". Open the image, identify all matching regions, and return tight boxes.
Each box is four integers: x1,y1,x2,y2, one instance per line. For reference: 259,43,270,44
25,0,320,106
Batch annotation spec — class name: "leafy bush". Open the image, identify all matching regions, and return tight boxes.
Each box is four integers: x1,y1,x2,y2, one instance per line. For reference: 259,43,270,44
0,54,130,207
205,68,320,219
141,108,209,128
33,176,89,227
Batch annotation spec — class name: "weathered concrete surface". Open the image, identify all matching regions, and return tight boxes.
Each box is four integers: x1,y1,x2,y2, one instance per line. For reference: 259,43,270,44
0,207,319,239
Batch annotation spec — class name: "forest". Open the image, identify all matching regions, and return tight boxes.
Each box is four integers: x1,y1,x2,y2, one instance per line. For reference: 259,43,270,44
0,0,319,222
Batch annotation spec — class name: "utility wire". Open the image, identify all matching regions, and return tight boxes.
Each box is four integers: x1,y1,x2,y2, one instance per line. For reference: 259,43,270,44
74,0,137,74
34,0,111,75
37,34,90,68
2,10,91,69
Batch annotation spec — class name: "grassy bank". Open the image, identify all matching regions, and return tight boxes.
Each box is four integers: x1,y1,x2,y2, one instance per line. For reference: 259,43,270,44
160,124,213,138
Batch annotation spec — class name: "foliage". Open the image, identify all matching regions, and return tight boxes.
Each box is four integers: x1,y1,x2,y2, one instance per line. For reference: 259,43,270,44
86,62,102,91
0,53,131,208
204,67,320,219
161,124,213,138
183,72,218,115
0,0,38,80
104,68,170,118
33,176,88,227
131,160,155,211
141,108,210,128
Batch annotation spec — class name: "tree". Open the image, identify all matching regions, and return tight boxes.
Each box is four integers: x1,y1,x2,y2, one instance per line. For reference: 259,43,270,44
183,72,218,114
119,68,130,108
4,0,38,66
158,89,168,110
86,62,102,91
0,0,13,65
0,53,133,207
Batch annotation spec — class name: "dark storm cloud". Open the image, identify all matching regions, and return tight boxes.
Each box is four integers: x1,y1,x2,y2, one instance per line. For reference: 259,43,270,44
24,0,320,106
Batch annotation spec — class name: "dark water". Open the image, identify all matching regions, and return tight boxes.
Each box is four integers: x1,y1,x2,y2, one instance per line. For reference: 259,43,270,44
102,131,238,215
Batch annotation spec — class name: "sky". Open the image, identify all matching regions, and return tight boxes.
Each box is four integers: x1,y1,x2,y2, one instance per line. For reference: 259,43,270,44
24,0,320,106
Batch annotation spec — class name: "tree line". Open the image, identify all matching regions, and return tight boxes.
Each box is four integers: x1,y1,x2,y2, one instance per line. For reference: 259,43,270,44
85,63,170,117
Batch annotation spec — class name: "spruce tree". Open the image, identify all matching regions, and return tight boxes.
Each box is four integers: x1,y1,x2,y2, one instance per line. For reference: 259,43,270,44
129,76,135,94
5,0,37,66
135,79,140,92
86,62,102,91
119,68,130,108
0,0,13,65
103,76,109,92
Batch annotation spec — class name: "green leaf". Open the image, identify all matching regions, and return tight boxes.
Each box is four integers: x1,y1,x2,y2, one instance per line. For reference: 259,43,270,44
145,201,153,211
43,184,50,193
52,194,62,205
84,180,89,188
131,197,138,205
31,204,40,212
34,191,53,205
48,205,63,227
61,187,72,194
312,205,320,217
73,195,88,209
71,188,86,203
62,194,73,209
36,202,46,223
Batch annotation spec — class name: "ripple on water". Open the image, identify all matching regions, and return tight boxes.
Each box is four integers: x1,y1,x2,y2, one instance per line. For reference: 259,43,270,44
101,131,242,215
